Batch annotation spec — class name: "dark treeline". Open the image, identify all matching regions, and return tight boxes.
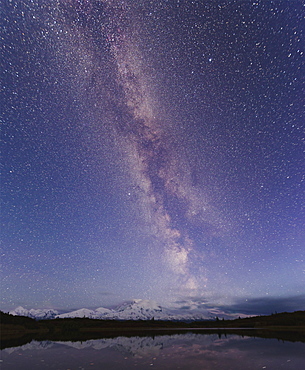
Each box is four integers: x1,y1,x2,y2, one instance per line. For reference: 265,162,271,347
1,310,305,349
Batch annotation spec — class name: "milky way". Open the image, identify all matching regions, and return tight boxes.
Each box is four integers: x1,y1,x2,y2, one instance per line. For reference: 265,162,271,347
107,4,212,294
53,1,219,297
1,0,304,314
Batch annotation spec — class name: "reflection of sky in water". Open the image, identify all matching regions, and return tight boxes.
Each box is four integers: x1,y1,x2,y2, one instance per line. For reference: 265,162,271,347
2,334,305,369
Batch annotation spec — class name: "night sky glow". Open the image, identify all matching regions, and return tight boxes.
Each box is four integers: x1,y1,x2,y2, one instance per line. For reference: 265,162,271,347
1,0,304,316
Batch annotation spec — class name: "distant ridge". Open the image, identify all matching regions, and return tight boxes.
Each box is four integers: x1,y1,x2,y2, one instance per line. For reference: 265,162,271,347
9,306,58,320
8,299,249,321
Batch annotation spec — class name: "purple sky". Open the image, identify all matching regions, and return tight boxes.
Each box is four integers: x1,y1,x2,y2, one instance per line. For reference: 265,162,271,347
1,0,304,315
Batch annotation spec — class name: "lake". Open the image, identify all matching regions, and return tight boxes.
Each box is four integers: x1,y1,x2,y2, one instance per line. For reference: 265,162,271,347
1,331,304,369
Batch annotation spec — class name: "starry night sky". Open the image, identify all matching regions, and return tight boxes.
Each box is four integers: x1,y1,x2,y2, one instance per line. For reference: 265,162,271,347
1,0,304,315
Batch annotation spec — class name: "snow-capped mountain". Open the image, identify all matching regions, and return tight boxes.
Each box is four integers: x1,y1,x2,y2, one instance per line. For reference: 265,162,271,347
9,306,58,320
57,300,170,320
9,299,247,321
57,307,114,319
110,299,168,320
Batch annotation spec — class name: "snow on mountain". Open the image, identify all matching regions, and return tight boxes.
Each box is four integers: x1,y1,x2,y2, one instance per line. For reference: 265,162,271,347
9,306,58,320
57,300,168,320
57,307,113,319
9,300,244,321
111,299,168,320
57,308,97,319
95,307,114,315
9,306,29,317
117,299,162,312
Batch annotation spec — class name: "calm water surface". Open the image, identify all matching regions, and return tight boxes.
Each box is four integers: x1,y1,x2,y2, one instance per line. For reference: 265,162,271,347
1,333,304,369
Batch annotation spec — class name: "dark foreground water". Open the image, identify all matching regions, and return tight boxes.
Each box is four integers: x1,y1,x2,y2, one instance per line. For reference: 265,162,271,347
1,332,304,369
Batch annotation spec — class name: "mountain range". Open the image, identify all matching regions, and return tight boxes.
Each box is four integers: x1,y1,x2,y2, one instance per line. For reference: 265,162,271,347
8,299,244,321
